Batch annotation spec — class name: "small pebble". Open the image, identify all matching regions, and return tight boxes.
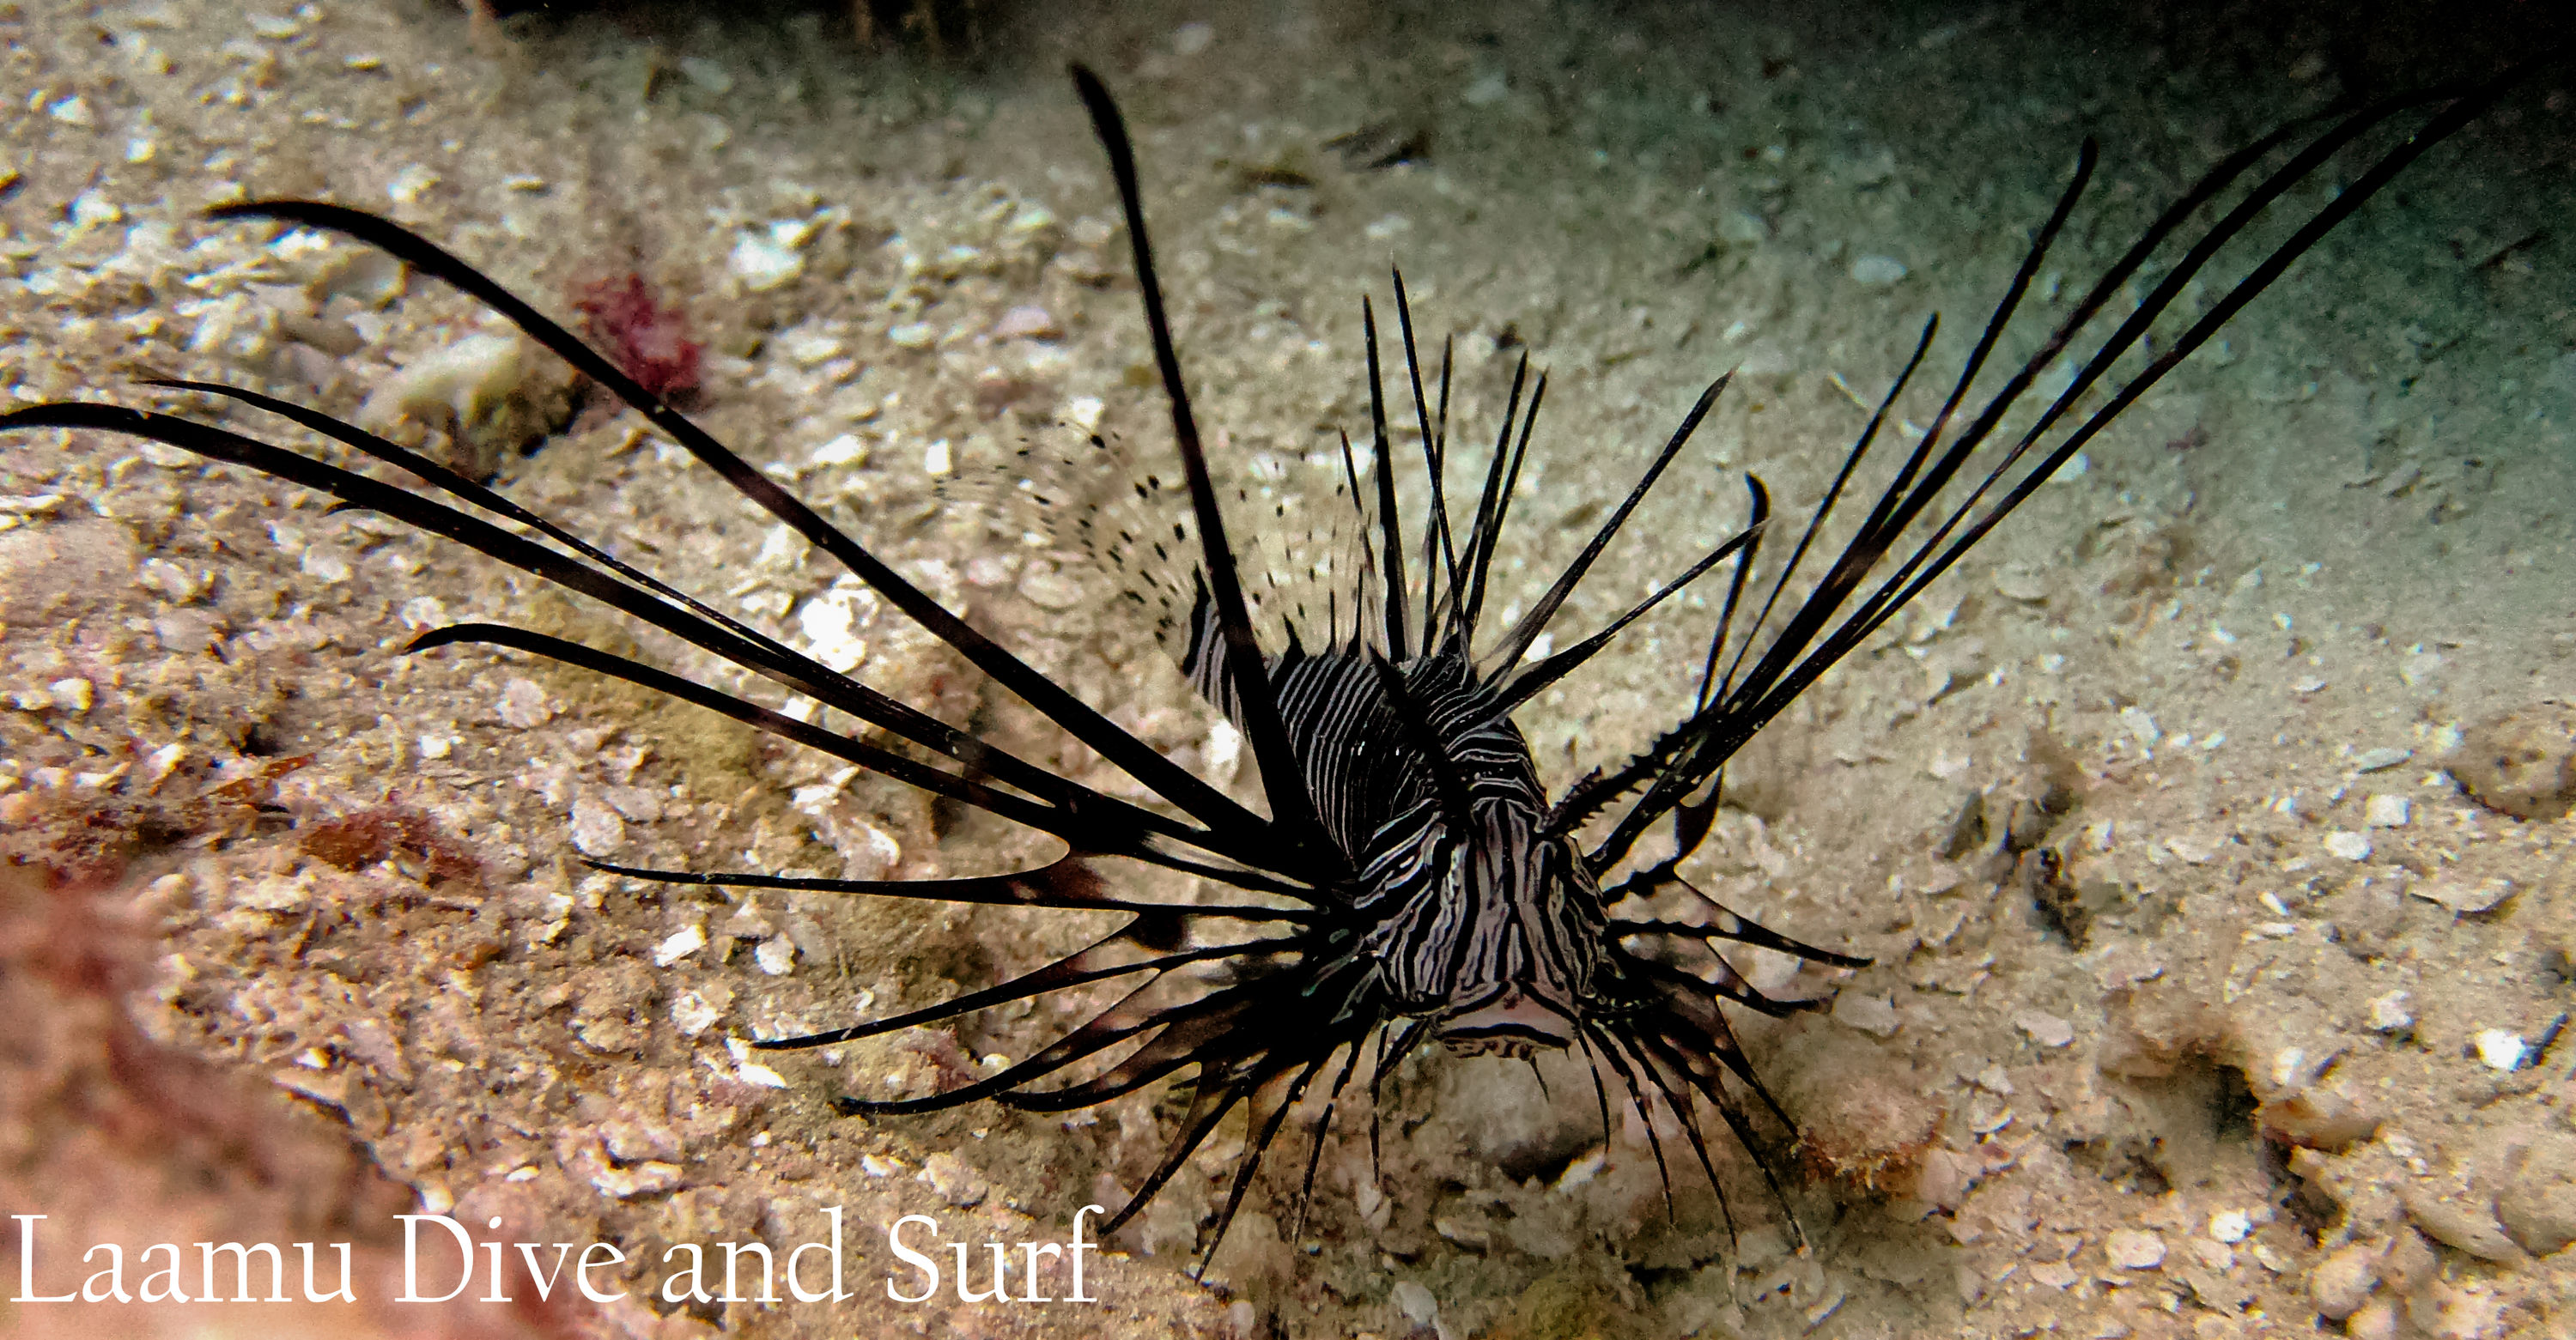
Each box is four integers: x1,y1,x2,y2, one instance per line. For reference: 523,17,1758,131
781,330,845,366
920,1152,989,1208
2445,704,2576,820
1391,1281,1438,1328
1850,254,1909,286
1718,210,1768,246
992,305,1060,340
2307,1241,2379,1320
2351,747,2412,773
2348,1297,2400,1340
2104,1228,2166,1270
2162,834,2215,864
2368,991,2413,1032
888,321,936,349
497,676,554,729
677,57,734,95
2402,1188,2525,1262
2014,1009,2075,1048
2415,876,2513,915
2364,794,2409,827
2323,830,2372,862
1994,567,2048,603
1832,991,1900,1037
568,796,627,857
2208,1210,2251,1244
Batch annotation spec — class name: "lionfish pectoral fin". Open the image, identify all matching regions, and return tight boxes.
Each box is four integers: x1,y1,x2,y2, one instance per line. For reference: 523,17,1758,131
1582,62,2554,880
1489,372,1731,671
1191,1056,1329,1281
201,196,1291,868
758,923,1258,1052
580,855,1316,925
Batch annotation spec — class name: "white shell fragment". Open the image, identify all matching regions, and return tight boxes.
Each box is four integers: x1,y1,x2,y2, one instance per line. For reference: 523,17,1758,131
726,1037,789,1088
2350,747,2412,773
669,989,724,1037
2208,1210,2253,1244
652,923,707,967
357,332,524,433
2368,991,2414,1032
2105,1229,2166,1270
397,595,448,631
2364,794,2410,828
730,224,807,292
386,164,439,206
46,677,93,713
591,1160,683,1199
797,588,871,673
2323,830,2372,862
2474,1029,2528,1071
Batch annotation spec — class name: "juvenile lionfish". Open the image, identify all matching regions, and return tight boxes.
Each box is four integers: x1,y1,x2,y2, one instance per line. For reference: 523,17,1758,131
1,58,2543,1274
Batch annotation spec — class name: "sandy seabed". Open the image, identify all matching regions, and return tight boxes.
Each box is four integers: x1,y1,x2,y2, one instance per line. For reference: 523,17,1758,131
3,2,2574,1337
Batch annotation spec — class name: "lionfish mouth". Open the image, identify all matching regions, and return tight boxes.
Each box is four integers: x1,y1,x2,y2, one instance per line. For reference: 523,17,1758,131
1437,986,1577,1057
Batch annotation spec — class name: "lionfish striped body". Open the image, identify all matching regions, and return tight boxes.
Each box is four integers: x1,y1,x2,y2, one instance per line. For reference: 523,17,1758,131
3,58,2545,1275
1218,621,1638,1058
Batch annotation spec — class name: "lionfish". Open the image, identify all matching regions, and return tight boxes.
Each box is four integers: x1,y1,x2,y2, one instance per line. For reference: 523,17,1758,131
1,59,2540,1273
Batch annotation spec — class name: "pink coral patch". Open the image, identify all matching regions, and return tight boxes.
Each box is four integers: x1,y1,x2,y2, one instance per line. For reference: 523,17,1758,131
574,273,702,400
